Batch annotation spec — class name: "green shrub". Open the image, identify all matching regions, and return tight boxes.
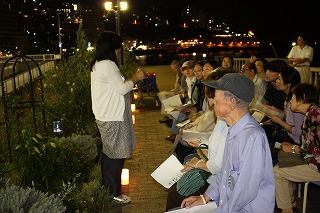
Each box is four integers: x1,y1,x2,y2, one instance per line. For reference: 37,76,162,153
73,179,114,213
54,133,99,165
14,133,99,194
0,181,66,213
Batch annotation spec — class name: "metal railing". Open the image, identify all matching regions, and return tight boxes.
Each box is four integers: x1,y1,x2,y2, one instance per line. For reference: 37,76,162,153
0,54,60,62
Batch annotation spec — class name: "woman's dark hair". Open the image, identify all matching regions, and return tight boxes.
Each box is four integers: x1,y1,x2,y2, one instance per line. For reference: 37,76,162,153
280,67,301,102
248,62,257,74
203,59,219,70
195,59,205,67
292,83,319,104
90,31,122,71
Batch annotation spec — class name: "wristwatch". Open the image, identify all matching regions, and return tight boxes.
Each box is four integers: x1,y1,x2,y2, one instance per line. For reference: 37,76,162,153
292,145,297,154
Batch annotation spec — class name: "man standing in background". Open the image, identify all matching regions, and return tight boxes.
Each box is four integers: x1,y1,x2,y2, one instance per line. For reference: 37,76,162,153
287,33,314,83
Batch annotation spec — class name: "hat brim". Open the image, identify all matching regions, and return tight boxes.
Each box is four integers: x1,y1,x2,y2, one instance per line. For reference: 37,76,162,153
202,80,221,90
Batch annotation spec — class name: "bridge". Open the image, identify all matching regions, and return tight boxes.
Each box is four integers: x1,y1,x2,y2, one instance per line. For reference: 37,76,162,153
0,54,60,96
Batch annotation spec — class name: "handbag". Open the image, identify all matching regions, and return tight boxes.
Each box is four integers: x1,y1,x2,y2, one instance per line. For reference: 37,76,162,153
271,124,293,143
176,144,211,196
176,168,211,196
278,150,310,168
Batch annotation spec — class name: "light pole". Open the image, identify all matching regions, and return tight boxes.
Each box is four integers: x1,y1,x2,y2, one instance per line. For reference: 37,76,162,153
105,1,128,64
57,12,62,58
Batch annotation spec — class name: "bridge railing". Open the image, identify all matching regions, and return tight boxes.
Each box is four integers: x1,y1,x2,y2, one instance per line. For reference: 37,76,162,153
0,54,61,62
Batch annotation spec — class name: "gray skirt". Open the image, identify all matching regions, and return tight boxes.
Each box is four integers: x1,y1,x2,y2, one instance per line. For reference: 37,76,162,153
96,93,136,158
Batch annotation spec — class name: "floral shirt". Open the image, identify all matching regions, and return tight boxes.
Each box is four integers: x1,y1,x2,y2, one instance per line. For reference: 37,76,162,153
300,104,320,171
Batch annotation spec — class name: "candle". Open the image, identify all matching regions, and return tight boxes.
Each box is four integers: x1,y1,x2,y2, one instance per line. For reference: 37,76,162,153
121,168,129,185
131,104,136,112
132,115,135,124
133,92,139,100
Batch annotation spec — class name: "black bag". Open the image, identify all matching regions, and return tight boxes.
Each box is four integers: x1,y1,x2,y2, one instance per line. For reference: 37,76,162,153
271,124,293,143
278,150,310,168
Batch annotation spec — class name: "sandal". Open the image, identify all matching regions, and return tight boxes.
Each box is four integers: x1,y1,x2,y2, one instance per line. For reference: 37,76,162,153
113,194,131,204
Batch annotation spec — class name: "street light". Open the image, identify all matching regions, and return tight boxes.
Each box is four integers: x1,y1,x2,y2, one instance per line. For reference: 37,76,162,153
104,1,128,64
104,1,128,36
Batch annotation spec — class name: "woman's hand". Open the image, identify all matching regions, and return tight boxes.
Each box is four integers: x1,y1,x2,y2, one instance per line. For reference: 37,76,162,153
135,69,145,80
281,142,294,152
265,114,282,125
131,69,145,83
180,196,203,209
187,140,201,148
184,124,193,130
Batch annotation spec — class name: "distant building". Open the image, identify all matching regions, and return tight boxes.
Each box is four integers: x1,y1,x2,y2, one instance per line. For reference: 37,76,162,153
0,8,28,55
82,6,104,44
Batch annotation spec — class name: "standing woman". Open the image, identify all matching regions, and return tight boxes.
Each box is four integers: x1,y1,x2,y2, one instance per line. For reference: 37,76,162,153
90,31,145,203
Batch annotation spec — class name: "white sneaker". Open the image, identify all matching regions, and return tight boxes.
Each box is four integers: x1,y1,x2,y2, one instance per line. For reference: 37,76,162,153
113,194,131,204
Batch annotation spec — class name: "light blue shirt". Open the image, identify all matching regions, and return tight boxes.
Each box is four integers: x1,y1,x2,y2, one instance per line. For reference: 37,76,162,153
205,113,275,213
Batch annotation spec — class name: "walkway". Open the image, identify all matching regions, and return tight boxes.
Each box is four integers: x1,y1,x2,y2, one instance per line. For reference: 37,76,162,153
121,65,176,213
115,65,320,213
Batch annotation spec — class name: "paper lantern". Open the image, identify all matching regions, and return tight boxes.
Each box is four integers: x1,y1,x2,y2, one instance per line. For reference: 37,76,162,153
121,168,129,185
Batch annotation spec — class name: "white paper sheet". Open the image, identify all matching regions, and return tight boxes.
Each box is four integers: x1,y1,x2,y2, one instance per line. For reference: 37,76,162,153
251,100,284,119
251,110,265,122
182,130,212,144
176,119,191,127
163,94,183,112
164,201,218,213
151,154,184,189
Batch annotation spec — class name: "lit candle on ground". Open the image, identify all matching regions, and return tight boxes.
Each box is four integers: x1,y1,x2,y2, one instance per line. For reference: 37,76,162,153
131,103,136,112
132,115,135,124
121,168,129,185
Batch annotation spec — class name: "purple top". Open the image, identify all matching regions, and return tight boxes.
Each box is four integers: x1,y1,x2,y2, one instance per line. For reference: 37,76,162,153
285,101,304,144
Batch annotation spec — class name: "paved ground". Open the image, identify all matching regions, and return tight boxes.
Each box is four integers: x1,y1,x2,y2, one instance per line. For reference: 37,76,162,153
112,65,320,213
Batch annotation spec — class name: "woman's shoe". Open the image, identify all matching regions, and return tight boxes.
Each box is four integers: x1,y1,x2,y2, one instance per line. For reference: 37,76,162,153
291,200,297,210
113,194,131,204
165,134,176,142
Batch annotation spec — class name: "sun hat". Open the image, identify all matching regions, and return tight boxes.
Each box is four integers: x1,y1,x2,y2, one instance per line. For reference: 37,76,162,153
181,60,194,70
203,73,254,102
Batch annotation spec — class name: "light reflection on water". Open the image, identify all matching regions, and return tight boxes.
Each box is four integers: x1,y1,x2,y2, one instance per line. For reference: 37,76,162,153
134,49,268,66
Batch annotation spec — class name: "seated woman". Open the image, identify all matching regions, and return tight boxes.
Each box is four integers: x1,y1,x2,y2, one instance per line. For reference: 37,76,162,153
266,67,303,165
274,83,320,213
173,69,233,164
166,118,229,211
165,60,201,142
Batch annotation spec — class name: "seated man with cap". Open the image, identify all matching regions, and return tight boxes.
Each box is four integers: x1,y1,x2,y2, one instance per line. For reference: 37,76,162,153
180,73,275,212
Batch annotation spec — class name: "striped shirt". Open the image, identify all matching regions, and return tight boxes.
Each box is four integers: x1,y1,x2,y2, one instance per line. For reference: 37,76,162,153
263,82,287,111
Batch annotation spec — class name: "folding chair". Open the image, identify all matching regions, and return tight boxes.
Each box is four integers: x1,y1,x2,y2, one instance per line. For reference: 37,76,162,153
132,72,160,107
297,181,320,213
303,181,320,213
